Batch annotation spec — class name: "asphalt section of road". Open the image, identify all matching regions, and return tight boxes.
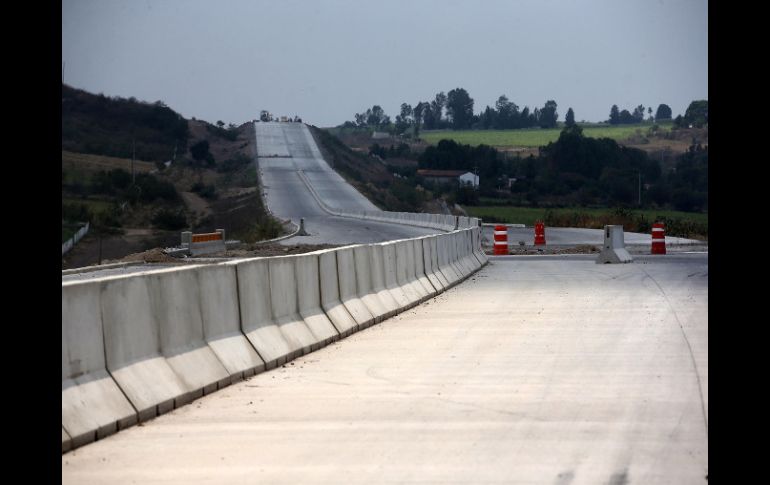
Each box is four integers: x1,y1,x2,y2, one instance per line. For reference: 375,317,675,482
256,122,440,245
62,255,708,484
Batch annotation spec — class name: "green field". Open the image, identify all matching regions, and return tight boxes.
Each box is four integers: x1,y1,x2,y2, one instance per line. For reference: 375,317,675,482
62,198,115,215
464,206,708,226
422,122,670,148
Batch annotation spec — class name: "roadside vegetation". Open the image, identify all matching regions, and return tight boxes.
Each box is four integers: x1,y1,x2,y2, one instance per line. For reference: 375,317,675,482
420,122,673,149
324,96,707,239
62,84,284,267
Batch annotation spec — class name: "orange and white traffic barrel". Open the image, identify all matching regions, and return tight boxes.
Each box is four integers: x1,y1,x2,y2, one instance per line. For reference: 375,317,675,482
493,225,508,255
651,223,666,254
534,221,546,245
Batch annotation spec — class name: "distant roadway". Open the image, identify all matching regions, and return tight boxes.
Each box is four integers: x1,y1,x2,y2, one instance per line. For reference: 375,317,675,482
255,122,439,245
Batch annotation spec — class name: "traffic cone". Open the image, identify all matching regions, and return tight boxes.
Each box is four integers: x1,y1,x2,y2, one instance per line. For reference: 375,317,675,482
651,222,666,254
493,225,508,255
534,221,546,245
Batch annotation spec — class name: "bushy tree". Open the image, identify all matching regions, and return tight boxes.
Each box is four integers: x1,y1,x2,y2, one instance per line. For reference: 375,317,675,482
565,107,576,127
655,104,672,120
683,100,708,128
539,100,558,128
446,88,474,129
609,105,620,125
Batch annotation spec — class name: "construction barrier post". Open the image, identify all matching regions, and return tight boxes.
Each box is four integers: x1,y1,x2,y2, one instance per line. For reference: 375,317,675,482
493,225,508,255
651,222,666,254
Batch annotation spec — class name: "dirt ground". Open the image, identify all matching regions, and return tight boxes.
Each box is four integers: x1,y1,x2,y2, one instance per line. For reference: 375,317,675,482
485,244,601,255
62,230,181,269
82,242,343,267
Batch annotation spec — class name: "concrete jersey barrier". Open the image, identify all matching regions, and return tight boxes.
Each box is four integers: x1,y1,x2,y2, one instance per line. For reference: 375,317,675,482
368,244,403,317
410,237,438,298
392,240,426,306
421,236,448,291
267,256,321,356
197,264,266,381
62,279,137,450
100,273,194,421
381,242,415,309
334,247,377,329
62,226,486,453
352,245,393,322
147,267,232,397
318,249,360,336
294,252,341,347
233,258,296,369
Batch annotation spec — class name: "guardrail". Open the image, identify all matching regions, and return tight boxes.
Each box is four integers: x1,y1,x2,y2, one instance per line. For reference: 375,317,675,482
296,169,479,232
62,226,488,453
62,222,90,255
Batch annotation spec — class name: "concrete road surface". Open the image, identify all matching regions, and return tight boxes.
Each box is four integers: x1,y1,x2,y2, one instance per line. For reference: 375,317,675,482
62,255,708,484
256,122,439,245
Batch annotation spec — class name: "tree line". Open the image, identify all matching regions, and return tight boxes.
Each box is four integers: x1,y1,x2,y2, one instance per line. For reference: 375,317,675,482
346,89,561,135
343,87,706,135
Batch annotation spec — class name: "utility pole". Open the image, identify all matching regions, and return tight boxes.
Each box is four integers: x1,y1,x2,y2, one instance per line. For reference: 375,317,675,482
132,138,136,184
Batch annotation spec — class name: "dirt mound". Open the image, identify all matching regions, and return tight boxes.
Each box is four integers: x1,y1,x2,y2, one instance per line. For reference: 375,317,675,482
104,247,185,264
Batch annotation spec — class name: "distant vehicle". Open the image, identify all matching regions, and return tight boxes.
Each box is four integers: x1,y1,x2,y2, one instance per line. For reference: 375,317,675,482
280,116,288,122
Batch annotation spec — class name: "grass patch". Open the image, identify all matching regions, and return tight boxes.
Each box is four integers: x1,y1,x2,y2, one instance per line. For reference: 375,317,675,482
421,122,672,148
62,197,115,216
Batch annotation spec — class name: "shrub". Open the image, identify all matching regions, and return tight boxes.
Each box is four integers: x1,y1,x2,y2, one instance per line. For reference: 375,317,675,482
152,208,187,230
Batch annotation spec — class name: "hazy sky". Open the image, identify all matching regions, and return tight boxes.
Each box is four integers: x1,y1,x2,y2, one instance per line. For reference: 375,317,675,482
62,0,707,128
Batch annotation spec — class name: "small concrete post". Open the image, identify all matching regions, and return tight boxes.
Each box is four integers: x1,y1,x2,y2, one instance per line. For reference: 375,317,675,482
297,218,309,236
216,228,225,241
596,225,633,264
181,231,192,248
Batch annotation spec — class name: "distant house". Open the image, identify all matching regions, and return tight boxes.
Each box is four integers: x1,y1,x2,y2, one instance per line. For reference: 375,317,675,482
417,169,479,188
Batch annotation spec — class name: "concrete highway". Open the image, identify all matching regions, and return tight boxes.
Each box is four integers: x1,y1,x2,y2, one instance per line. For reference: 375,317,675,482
62,254,708,484
256,122,440,245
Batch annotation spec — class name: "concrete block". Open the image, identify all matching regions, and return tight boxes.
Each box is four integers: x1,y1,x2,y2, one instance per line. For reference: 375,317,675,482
451,232,472,277
411,238,438,298
430,214,441,230
318,249,360,336
436,235,461,286
352,245,391,323
368,244,402,317
335,247,377,329
295,253,340,347
268,257,319,356
62,280,138,448
393,240,424,305
596,225,634,264
473,227,489,265
470,227,487,266
382,242,414,309
461,230,481,271
197,264,265,381
147,267,231,396
101,275,192,421
234,258,294,369
422,236,448,291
